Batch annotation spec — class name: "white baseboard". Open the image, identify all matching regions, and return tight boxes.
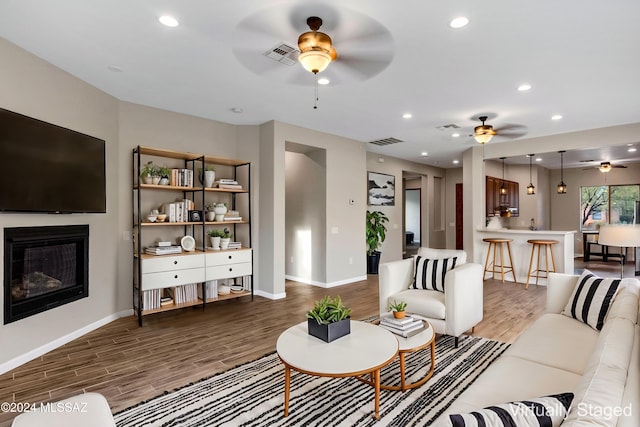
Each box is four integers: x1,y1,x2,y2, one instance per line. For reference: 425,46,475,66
285,275,368,288
253,289,286,300
0,309,133,375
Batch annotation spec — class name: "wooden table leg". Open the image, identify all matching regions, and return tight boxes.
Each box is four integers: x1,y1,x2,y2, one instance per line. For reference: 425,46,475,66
374,369,380,419
399,352,406,391
284,365,290,417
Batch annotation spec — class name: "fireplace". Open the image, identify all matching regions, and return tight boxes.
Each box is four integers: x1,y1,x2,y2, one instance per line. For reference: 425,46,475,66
4,225,89,324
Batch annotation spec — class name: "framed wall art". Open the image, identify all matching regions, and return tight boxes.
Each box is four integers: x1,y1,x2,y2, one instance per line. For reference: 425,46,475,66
368,171,395,206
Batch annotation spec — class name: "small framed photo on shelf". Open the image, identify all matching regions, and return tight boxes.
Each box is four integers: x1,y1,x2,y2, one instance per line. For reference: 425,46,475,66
368,171,395,206
188,210,203,222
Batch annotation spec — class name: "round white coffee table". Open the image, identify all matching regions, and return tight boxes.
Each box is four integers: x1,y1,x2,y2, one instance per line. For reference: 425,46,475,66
276,320,398,420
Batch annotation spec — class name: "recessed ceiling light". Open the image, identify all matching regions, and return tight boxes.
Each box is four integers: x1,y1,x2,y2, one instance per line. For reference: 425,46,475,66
452,133,460,138
317,77,330,85
453,160,459,164
449,17,469,29
403,113,413,119
107,65,123,72
536,158,542,162
421,152,428,157
517,84,532,91
230,107,243,113
159,15,179,27
629,147,637,152
551,115,563,120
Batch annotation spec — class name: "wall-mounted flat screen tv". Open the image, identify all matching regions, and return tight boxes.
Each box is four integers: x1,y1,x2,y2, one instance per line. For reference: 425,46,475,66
0,108,106,213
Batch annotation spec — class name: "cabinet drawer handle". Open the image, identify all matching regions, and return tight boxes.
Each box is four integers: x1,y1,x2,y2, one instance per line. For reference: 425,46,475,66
174,260,178,265
228,255,232,259
229,268,232,272
174,275,178,279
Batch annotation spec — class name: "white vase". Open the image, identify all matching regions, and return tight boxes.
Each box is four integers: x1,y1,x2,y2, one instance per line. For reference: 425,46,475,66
206,211,216,222
142,175,153,184
209,236,221,249
204,170,216,188
220,237,230,250
151,176,161,185
213,204,227,222
159,177,169,185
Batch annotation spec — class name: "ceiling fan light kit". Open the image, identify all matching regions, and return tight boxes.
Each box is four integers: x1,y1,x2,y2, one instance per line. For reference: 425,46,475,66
599,161,612,173
557,150,567,194
474,116,497,144
297,17,337,74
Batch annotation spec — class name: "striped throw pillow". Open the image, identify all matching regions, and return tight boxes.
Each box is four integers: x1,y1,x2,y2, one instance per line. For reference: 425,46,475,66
439,393,573,427
562,269,621,331
411,256,457,292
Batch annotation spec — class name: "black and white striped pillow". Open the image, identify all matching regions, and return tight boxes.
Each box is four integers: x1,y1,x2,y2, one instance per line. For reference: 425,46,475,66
411,256,457,292
439,393,574,427
562,269,621,331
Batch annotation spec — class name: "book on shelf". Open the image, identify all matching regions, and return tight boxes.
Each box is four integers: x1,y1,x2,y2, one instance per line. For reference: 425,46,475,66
217,179,238,184
162,199,194,223
145,246,182,255
156,241,172,247
227,242,242,249
160,296,174,307
170,168,194,187
218,183,243,190
142,289,161,310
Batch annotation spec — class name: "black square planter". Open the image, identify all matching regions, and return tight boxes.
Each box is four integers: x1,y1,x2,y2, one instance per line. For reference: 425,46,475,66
307,317,351,343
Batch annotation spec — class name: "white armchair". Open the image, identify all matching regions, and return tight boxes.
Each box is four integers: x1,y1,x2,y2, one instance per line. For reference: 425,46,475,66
379,248,483,347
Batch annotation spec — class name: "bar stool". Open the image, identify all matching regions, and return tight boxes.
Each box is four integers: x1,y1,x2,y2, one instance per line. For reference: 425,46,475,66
482,238,517,283
526,239,558,289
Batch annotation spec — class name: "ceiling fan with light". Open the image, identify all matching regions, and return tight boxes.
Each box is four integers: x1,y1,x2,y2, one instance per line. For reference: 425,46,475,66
582,161,628,172
472,116,527,144
232,6,394,86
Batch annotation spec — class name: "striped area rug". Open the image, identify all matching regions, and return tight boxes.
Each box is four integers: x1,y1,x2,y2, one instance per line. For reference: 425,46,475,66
114,335,508,427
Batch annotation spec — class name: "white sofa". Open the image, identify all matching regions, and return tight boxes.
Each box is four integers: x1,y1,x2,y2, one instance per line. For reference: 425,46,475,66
435,272,640,426
379,248,483,346
11,392,115,427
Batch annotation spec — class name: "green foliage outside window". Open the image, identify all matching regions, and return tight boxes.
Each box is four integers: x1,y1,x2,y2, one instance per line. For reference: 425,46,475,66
581,185,640,229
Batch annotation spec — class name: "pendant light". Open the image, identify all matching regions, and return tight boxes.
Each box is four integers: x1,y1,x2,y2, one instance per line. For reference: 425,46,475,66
557,150,567,194
526,154,535,195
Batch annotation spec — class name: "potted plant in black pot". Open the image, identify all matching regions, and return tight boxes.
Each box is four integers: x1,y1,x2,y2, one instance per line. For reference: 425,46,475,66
366,210,389,274
306,295,352,343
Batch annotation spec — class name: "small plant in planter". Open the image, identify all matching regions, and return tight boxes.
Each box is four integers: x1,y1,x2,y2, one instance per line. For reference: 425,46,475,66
219,227,232,249
207,228,226,249
140,161,161,184
158,165,171,185
388,299,408,319
306,295,352,342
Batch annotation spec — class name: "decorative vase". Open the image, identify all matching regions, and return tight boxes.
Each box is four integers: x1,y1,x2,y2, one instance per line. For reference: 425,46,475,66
206,211,216,222
220,237,230,249
213,203,227,222
393,311,406,319
367,251,381,274
159,177,169,185
151,176,161,185
209,236,221,249
142,175,153,184
307,318,351,343
204,170,216,188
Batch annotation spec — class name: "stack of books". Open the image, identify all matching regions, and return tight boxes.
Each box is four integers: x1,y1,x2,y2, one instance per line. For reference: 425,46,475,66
227,241,242,249
169,168,194,187
216,179,242,190
224,210,242,221
379,314,425,338
145,245,182,255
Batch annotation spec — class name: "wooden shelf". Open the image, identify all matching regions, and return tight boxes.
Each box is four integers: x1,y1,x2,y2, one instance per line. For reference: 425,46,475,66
139,221,203,227
204,291,251,303
135,183,202,192
140,299,203,315
139,250,204,261
205,220,249,225
204,187,249,193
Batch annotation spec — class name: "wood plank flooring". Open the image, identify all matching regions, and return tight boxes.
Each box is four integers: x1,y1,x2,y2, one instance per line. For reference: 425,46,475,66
0,275,548,426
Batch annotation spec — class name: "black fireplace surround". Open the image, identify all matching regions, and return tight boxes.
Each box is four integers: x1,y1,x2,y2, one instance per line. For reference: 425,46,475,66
4,225,89,324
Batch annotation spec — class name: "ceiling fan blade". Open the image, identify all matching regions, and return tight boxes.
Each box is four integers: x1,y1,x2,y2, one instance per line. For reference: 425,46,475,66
613,164,628,168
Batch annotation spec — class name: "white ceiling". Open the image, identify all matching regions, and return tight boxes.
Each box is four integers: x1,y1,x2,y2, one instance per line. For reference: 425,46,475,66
1,0,639,169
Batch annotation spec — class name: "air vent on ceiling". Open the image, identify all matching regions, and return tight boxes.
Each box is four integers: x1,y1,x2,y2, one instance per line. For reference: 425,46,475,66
368,137,404,146
263,42,299,66
436,123,461,130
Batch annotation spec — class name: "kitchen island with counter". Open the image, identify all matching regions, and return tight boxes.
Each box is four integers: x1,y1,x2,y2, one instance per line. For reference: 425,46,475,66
477,228,576,286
